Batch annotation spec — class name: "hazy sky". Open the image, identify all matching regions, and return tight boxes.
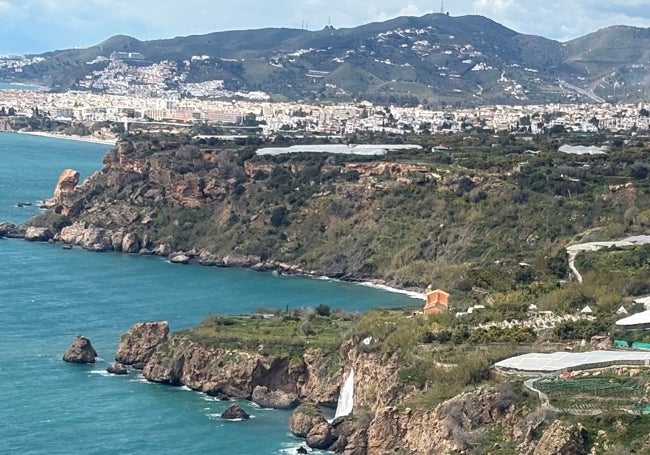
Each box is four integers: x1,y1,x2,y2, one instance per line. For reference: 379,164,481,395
2,0,650,54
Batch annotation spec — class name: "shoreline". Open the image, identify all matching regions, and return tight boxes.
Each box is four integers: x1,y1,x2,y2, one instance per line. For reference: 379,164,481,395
2,222,424,303
12,130,117,146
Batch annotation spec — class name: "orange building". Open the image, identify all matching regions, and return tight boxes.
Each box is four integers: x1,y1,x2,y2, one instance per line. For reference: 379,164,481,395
423,288,450,315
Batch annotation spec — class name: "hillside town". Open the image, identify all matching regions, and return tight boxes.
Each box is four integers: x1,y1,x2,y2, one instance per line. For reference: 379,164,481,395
1,86,650,138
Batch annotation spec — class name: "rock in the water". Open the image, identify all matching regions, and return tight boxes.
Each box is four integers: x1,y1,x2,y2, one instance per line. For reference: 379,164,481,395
63,334,97,363
106,363,128,375
290,404,329,438
0,222,14,238
169,252,190,264
252,385,300,409
24,227,53,242
306,420,334,450
221,404,250,420
115,321,169,369
296,446,308,454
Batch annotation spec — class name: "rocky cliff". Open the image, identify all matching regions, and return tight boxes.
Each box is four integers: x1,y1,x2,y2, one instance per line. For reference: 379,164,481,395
120,317,579,454
16,133,607,291
141,332,338,405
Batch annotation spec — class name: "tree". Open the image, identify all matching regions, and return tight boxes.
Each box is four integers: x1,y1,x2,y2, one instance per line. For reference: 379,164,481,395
315,304,331,317
270,207,289,227
300,321,315,338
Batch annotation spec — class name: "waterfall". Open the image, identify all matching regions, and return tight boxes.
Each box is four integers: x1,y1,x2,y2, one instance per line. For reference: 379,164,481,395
334,369,354,419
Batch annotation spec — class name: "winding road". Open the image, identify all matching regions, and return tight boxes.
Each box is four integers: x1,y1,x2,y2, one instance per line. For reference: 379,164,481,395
566,235,650,284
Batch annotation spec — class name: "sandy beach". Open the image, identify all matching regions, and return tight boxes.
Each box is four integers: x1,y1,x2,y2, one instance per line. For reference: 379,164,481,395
13,130,117,146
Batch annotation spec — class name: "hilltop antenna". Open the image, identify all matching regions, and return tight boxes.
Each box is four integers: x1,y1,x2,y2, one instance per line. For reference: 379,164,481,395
440,1,444,14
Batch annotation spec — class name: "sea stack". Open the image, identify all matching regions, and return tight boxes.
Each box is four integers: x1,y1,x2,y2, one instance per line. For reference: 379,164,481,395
221,404,250,420
43,169,80,208
63,334,98,363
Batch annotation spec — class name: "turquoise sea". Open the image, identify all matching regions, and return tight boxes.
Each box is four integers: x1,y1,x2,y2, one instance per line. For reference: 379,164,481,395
0,82,45,91
0,133,416,454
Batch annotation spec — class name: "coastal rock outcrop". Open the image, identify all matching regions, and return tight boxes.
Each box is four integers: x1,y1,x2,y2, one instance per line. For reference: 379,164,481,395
221,403,250,420
106,363,128,375
60,221,111,251
169,252,190,264
53,169,80,200
115,321,169,369
0,222,14,238
252,385,300,409
43,169,80,208
141,332,334,404
63,334,98,364
24,226,53,242
0,222,24,238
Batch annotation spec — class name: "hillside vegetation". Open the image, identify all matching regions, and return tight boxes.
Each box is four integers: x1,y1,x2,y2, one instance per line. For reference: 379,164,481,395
25,130,650,317
6,14,650,103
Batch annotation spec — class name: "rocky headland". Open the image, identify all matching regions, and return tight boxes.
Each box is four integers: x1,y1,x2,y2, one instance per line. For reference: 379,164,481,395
103,316,615,455
18,135,650,453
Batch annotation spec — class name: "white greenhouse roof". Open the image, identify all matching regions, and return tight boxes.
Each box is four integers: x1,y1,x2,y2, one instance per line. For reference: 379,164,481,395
616,310,650,327
634,296,650,306
495,350,650,373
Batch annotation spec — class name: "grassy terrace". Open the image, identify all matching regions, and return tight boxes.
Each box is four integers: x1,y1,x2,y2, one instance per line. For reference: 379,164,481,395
177,311,357,362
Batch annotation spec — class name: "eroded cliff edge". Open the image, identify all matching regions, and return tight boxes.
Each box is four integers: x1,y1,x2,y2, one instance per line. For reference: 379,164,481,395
117,313,626,455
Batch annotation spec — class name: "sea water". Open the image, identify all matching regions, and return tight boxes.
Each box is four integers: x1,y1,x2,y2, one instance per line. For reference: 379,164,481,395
0,133,416,454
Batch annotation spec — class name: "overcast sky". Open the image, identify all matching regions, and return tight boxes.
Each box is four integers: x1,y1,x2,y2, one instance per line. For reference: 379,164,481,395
2,0,650,54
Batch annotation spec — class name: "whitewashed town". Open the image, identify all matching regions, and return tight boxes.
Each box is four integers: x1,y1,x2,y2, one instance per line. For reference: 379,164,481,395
1,85,650,139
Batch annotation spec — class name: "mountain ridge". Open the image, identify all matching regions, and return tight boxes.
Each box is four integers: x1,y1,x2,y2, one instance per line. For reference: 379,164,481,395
3,13,650,105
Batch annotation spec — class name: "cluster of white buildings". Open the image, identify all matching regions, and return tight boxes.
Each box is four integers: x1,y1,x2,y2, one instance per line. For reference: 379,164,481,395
0,55,46,73
1,86,650,136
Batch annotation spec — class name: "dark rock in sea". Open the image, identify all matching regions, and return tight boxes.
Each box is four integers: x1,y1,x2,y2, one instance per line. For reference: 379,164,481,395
16,201,32,207
252,385,300,409
221,404,250,420
106,363,128,375
63,334,98,364
62,244,73,250
24,226,53,242
297,446,308,454
115,321,169,369
0,222,23,238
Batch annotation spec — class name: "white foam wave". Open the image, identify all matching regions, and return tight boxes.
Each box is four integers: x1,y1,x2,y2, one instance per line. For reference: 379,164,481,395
206,413,255,421
356,281,425,300
309,275,424,299
279,442,327,454
129,374,149,384
89,370,112,377
179,386,192,391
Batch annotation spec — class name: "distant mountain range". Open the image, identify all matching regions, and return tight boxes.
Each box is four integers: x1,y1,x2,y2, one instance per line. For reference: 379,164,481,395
4,13,650,105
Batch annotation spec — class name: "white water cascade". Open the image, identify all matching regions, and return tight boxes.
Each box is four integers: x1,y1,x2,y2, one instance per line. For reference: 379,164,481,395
334,369,354,419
